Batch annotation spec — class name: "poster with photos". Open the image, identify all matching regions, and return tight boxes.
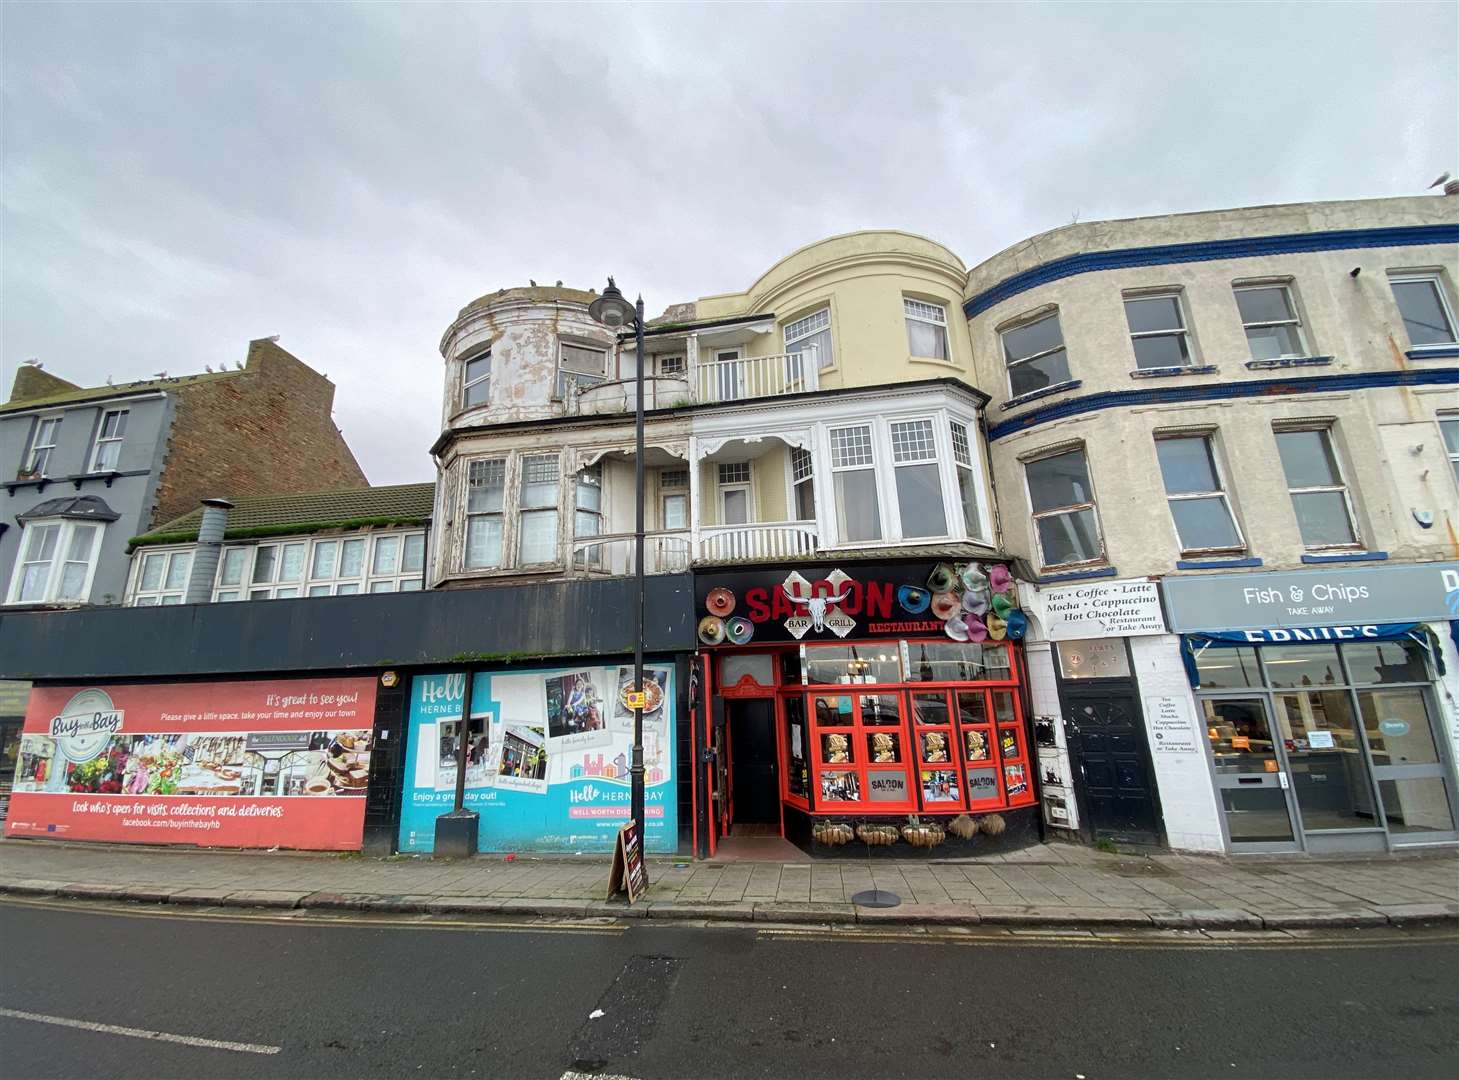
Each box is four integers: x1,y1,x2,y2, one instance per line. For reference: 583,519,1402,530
544,670,612,752
611,665,671,735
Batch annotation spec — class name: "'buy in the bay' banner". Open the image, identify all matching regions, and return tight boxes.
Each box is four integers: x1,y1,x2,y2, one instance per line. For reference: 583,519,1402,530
5,677,376,850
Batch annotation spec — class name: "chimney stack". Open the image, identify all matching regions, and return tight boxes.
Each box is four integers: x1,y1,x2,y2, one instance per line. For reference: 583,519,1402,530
184,498,234,604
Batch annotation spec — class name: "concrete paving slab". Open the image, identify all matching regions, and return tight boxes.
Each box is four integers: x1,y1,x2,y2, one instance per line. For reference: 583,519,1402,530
224,890,308,909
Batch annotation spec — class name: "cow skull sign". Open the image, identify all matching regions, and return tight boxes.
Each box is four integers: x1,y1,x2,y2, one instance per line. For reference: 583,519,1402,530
782,570,856,639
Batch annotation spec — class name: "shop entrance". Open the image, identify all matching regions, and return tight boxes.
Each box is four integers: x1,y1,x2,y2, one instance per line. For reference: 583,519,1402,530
728,699,779,829
1060,678,1163,845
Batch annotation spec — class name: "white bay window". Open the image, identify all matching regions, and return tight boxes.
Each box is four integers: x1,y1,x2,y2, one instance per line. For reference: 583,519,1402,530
829,425,881,542
518,454,561,564
6,520,103,605
889,419,947,538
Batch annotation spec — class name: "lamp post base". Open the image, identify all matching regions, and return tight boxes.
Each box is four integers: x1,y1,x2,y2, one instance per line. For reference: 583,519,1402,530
434,810,479,859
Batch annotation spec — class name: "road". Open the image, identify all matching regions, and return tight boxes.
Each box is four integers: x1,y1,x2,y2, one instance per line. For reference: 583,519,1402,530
0,897,1456,1079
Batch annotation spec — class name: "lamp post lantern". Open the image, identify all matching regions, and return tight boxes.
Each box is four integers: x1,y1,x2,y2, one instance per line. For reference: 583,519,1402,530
589,278,648,849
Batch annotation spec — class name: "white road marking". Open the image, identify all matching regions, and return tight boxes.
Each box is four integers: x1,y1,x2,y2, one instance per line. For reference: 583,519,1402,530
0,1007,282,1055
561,1072,639,1080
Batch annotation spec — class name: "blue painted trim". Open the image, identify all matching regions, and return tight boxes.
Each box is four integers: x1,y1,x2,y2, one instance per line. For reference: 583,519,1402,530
1245,355,1333,370
964,224,1459,319
1176,557,1263,569
1406,346,1459,360
987,367,1459,441
1035,566,1118,583
998,379,1082,411
1300,551,1389,563
1131,364,1219,380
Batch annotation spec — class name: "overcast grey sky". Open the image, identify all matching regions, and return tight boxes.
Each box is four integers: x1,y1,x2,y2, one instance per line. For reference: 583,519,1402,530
4,2,1455,484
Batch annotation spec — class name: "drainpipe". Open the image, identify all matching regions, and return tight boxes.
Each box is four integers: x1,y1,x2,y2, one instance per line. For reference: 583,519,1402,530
184,497,234,604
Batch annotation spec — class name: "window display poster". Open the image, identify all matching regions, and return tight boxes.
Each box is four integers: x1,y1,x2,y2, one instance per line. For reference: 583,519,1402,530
398,665,677,854
5,677,377,850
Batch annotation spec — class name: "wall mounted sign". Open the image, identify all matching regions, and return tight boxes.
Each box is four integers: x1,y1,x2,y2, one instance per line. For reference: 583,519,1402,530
1161,562,1459,633
1037,577,1166,640
1145,695,1198,754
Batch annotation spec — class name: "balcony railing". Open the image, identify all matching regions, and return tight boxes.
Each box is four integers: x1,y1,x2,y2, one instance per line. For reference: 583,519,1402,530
568,531,692,576
698,521,819,562
695,350,819,404
573,375,693,416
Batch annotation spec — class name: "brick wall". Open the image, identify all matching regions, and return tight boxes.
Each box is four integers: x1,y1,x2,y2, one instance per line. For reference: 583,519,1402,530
150,339,368,526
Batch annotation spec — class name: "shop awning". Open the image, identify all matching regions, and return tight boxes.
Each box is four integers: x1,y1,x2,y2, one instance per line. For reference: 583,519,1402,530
1180,622,1445,688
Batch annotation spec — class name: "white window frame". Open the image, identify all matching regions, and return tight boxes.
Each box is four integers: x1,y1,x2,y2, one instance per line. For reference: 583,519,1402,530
784,306,832,371
1273,424,1362,551
90,408,128,472
948,418,986,540
462,348,491,410
5,519,104,605
904,297,950,361
1000,309,1071,399
1233,281,1309,360
573,462,605,568
657,355,686,378
463,457,508,571
887,417,949,539
130,547,194,606
1022,444,1106,572
788,446,816,522
717,461,753,525
1440,416,1459,487
212,531,425,601
1153,433,1246,556
827,423,883,543
557,341,608,399
23,416,62,477
516,452,563,566
1123,290,1195,370
1389,272,1459,350
659,467,688,531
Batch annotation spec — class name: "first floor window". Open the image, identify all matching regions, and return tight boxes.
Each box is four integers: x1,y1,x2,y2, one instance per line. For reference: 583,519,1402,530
949,420,984,538
1390,274,1458,348
132,548,193,605
1235,283,1307,360
904,298,949,360
791,447,815,521
24,416,61,476
659,468,688,530
1441,417,1459,484
518,454,560,564
1124,292,1193,369
465,458,506,569
785,307,833,371
718,462,751,525
658,355,686,377
575,463,604,565
90,408,128,471
7,520,101,604
1274,426,1359,548
1001,310,1071,397
1025,447,1103,568
889,419,947,538
462,349,491,409
829,425,881,542
558,343,608,398
1155,434,1244,553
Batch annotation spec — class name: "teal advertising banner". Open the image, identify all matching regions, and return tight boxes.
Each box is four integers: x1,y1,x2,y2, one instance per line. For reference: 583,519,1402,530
397,664,676,854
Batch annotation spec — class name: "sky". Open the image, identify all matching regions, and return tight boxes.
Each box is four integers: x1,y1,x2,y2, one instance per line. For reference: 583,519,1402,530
3,2,1456,485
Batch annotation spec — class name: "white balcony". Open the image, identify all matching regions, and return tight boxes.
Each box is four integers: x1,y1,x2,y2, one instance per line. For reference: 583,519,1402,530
695,350,819,405
573,376,693,416
698,521,819,563
568,531,692,576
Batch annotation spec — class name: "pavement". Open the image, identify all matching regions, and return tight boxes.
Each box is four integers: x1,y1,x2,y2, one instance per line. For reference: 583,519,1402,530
4,900,1458,1079
3,837,1457,930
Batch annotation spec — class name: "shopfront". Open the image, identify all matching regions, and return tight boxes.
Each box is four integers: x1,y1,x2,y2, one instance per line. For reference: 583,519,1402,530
1164,563,1459,854
694,560,1039,858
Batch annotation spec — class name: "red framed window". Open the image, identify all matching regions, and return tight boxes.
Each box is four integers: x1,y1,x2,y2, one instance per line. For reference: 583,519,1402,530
808,691,918,813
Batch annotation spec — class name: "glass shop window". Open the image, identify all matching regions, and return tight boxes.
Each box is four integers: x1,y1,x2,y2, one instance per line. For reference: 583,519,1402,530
721,654,775,689
1194,645,1261,689
906,642,1010,682
802,644,902,685
784,696,809,803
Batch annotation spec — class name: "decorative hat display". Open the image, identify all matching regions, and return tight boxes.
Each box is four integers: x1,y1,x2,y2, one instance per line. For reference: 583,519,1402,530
919,561,1023,644
961,590,989,616
1004,609,1029,640
896,585,931,614
944,615,971,642
991,592,1016,618
986,613,1008,641
926,564,958,594
987,564,1012,593
930,592,961,620
725,616,755,645
705,587,736,617
697,616,726,646
965,617,989,642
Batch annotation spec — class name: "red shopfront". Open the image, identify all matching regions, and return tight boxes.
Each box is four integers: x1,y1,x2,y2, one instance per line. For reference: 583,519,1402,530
693,560,1039,858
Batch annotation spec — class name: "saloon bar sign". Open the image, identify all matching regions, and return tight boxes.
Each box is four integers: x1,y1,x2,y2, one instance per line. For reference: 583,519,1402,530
694,561,1026,646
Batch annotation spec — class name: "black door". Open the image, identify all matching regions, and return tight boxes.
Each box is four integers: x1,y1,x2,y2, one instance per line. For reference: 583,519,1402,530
1061,679,1163,845
729,700,779,825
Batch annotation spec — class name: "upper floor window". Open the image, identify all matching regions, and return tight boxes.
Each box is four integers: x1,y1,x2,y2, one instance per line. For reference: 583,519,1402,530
518,454,561,564
791,447,815,521
574,463,604,567
462,349,491,409
785,308,833,370
23,416,61,476
558,343,608,398
1389,274,1458,348
1234,283,1307,360
1441,417,1459,485
1155,434,1244,554
717,462,751,526
904,298,949,360
465,458,506,569
658,355,686,377
889,419,947,538
1024,446,1103,570
1001,311,1070,398
949,420,983,538
133,549,193,605
660,468,688,530
829,425,881,542
1124,293,1193,369
90,409,128,472
210,532,425,601
1274,426,1359,549
6,520,102,605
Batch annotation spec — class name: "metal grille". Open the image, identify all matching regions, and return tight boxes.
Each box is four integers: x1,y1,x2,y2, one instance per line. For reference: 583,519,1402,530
950,421,972,467
903,298,946,324
890,419,937,463
784,307,830,344
830,425,874,468
791,447,814,482
718,462,750,484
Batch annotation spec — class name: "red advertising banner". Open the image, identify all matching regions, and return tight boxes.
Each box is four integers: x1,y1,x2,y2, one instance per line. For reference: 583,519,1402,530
5,677,377,850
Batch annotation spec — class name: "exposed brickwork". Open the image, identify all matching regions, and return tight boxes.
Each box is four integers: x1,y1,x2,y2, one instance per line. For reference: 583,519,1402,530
6,365,80,404
149,339,368,527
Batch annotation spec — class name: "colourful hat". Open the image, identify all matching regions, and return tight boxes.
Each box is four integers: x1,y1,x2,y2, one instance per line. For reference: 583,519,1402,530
965,616,989,642
986,614,1008,641
991,592,1016,618
697,616,726,645
961,590,989,616
926,564,957,594
958,564,988,592
897,585,931,614
706,587,736,616
944,615,970,642
931,592,961,620
987,565,1012,593
1005,609,1029,640
726,616,754,645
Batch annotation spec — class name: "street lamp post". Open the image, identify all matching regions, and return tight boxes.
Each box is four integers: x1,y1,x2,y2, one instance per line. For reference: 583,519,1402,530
589,278,648,848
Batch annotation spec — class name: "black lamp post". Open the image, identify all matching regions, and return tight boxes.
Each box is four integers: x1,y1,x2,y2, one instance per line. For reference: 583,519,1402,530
588,278,647,849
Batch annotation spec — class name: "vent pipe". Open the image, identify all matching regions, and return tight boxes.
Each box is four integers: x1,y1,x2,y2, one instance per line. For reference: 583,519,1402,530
184,498,234,604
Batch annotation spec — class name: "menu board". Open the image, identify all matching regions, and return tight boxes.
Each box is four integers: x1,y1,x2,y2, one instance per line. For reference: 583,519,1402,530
608,819,648,903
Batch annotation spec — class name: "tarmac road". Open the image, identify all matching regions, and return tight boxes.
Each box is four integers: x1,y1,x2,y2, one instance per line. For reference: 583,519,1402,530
1,896,1456,1080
